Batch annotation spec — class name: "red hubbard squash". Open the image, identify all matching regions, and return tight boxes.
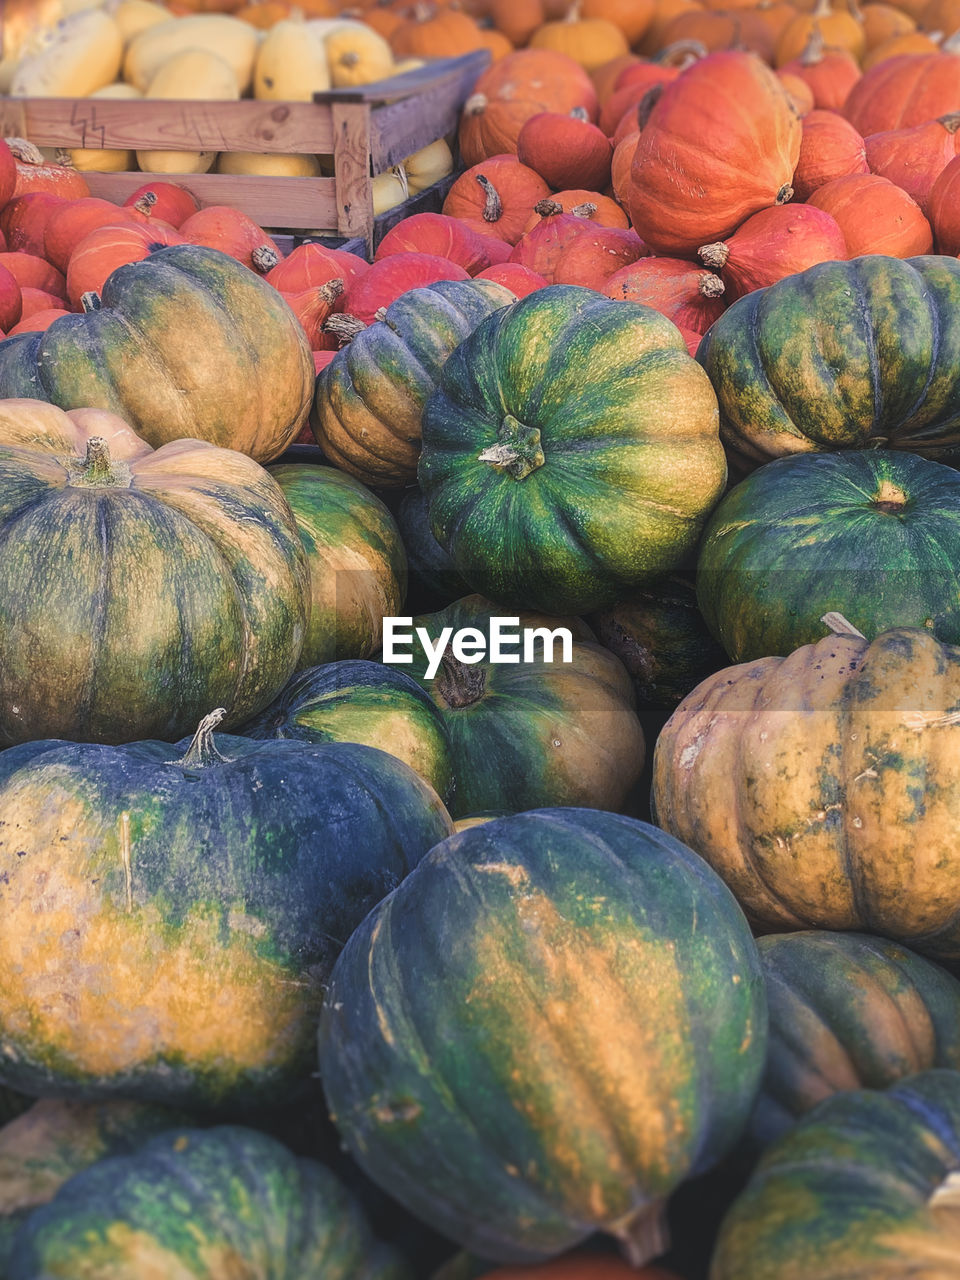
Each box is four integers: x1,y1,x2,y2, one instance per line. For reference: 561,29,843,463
458,49,599,167
522,190,629,231
281,280,344,350
510,213,646,284
0,263,21,332
778,29,861,112
0,252,65,302
178,206,281,274
806,173,933,257
601,256,726,334
628,50,802,258
442,154,552,246
374,213,499,275
475,261,548,295
792,109,869,201
599,71,677,137
0,193,65,257
122,182,200,227
929,153,960,255
777,71,815,117
0,138,16,211
7,139,89,201
264,241,368,300
517,110,613,191
339,253,471,326
8,306,68,336
43,199,136,275
864,114,960,218
66,221,188,311
844,40,960,136
697,205,848,301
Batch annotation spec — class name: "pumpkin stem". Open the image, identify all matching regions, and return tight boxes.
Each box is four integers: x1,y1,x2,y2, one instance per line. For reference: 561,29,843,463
570,201,598,218
534,198,563,217
436,652,487,708
821,612,866,639
478,415,545,480
319,277,345,305
570,106,590,121
464,92,487,117
4,137,45,165
69,436,133,489
943,28,960,53
940,112,960,134
613,1198,670,1268
930,1170,960,1213
476,173,503,223
173,708,235,769
323,312,367,344
872,478,908,513
698,272,725,298
657,37,708,66
800,24,825,64
133,191,158,216
775,182,794,205
698,241,729,270
252,244,279,274
80,291,102,312
636,84,664,130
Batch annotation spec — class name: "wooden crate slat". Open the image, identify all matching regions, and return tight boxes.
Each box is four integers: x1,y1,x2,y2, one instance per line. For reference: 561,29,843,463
0,97,337,153
84,172,339,230
331,102,373,242
368,56,488,174
317,50,491,106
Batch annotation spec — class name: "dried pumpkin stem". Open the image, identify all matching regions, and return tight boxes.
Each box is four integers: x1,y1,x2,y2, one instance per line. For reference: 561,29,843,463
436,653,486,708
478,415,545,480
698,241,729,270
476,173,502,223
252,244,279,274
172,708,234,769
613,1198,670,1268
820,612,866,639
68,436,133,489
323,312,366,344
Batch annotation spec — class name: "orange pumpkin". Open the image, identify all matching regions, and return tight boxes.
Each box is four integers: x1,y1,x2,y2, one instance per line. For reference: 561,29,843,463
581,0,655,43
777,70,816,115
844,40,960,136
522,188,629,228
779,28,861,112
860,1,915,49
791,107,868,200
7,139,90,201
775,0,865,65
65,222,188,310
390,4,485,56
529,5,630,73
443,153,552,243
638,0,705,54
517,111,613,190
488,0,547,44
178,206,281,274
806,172,934,256
43,199,137,275
864,113,960,217
928,152,960,254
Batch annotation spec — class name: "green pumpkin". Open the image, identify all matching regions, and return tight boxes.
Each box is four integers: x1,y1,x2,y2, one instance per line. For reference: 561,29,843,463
240,659,455,804
696,449,960,662
753,931,960,1147
590,575,728,708
381,595,645,818
0,714,452,1107
319,809,767,1266
313,279,516,488
9,1125,412,1279
0,400,307,746
697,254,960,470
267,464,407,668
418,284,727,616
0,245,314,462
397,486,470,611
712,1070,960,1279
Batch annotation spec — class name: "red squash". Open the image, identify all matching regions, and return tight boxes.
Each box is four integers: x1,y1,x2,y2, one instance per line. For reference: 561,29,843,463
600,65,680,136
475,261,549,295
485,1256,681,1279
43,199,137,274
8,305,69,335
17,286,66,321
122,182,201,227
522,189,629,231
442,154,552,245
0,262,21,332
339,253,471,325
178,205,281,273
517,110,613,191
281,280,345,349
628,50,802,257
0,251,66,300
374,213,499,275
65,221,187,310
697,204,848,299
264,241,369,300
791,109,869,201
779,31,861,112
864,113,960,217
0,138,17,212
0,192,66,257
929,152,960,255
7,139,90,200
602,256,727,334
844,42,960,136
806,171,933,257
510,212,647,285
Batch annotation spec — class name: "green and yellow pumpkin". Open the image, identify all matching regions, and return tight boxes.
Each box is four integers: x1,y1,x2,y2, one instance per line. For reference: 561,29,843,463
319,809,767,1267
0,399,307,746
418,285,727,616
0,245,314,462
0,713,452,1107
697,254,960,470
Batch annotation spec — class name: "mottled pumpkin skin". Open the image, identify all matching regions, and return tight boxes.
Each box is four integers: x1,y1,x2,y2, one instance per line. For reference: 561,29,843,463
396,485,470,611
696,450,960,662
712,1071,960,1280
754,931,960,1146
419,285,726,616
697,255,960,469
268,464,407,669
0,400,307,745
313,279,516,488
240,659,455,804
384,595,645,818
10,1126,413,1280
0,730,452,1107
652,625,960,959
0,245,314,462
319,810,767,1264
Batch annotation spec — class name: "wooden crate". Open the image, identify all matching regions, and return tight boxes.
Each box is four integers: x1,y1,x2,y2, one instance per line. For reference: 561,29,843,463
0,47,489,254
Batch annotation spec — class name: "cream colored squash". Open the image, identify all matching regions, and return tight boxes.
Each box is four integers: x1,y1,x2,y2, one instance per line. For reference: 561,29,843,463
372,165,408,214
123,15,259,93
253,18,329,100
392,57,426,72
216,151,322,176
325,24,395,87
136,49,237,174
109,0,171,45
10,7,122,96
67,82,141,172
404,137,453,193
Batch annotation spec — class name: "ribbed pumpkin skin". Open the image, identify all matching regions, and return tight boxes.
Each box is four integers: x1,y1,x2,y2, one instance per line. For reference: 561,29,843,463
239,659,455,805
389,595,645,818
318,810,767,1264
419,285,726,616
267,464,407,669
0,401,307,746
0,245,314,463
312,279,515,488
651,625,960,958
0,732,452,1106
696,450,960,662
712,1072,960,1280
697,255,960,468
9,1126,412,1280
844,51,960,136
753,931,960,1146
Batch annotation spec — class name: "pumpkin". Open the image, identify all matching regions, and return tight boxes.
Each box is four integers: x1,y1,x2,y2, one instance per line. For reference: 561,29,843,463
381,594,645,816
178,205,281,273
806,172,933,257
340,254,473,327
529,7,630,73
589,574,727,707
122,181,200,227
583,0,654,43
864,29,945,68
489,0,547,45
844,43,960,137
9,1126,414,1278
8,307,68,337
652,616,960,956
711,1072,960,1280
791,108,868,201
374,214,498,275
281,282,344,350
266,462,407,668
697,450,960,662
753,930,960,1147
0,400,308,745
697,205,848,301
390,5,484,58
396,486,471,610
265,240,369,297
0,718,451,1105
517,110,613,192
510,215,646,286
0,244,315,463
521,190,629,231
240,659,454,803
601,257,726,335
861,1,915,50
65,220,187,310
443,155,552,246
14,291,66,325
864,113,960,218
930,154,960,255
0,192,66,257
0,252,65,301
0,265,22,333
0,139,16,212
475,262,549,295
777,26,862,101
627,51,802,258
313,278,515,488
42,198,137,275
777,70,815,117
318,808,766,1265
485,1259,679,1280
217,150,323,178
326,22,395,87
418,285,726,616
7,139,90,201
